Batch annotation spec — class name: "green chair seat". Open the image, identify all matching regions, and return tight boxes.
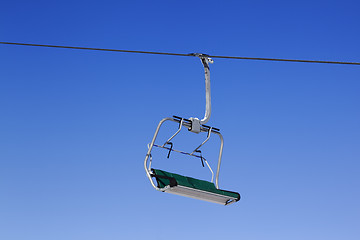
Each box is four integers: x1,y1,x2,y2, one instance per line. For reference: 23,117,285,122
152,169,240,204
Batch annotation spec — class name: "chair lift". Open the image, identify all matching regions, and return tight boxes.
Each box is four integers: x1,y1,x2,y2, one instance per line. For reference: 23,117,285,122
144,54,240,205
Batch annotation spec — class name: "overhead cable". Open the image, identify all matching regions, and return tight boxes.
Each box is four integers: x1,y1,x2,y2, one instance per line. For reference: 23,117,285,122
1,41,359,66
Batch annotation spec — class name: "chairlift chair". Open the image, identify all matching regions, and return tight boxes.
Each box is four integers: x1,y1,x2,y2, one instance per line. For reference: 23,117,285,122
144,54,240,205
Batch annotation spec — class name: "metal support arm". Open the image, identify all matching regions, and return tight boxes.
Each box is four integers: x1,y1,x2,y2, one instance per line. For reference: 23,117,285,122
199,55,213,125
189,54,213,132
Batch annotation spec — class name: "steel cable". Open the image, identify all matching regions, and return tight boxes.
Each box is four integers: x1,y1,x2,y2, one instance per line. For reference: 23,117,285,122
1,41,360,65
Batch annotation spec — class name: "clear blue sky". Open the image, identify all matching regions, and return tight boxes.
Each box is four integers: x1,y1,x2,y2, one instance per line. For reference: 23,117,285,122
1,1,359,239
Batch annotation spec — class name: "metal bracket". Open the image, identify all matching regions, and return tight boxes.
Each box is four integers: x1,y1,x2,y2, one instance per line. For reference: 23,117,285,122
189,117,201,133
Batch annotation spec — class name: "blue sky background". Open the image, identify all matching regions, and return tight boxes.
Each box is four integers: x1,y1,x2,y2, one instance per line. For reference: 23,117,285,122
1,1,359,239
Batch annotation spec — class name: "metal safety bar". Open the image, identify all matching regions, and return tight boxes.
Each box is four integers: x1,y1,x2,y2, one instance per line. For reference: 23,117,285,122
190,127,212,155
152,143,215,183
161,118,184,147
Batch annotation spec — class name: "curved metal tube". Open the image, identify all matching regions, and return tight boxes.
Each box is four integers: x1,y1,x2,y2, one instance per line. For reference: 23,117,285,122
144,117,173,191
199,56,212,124
213,131,224,189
